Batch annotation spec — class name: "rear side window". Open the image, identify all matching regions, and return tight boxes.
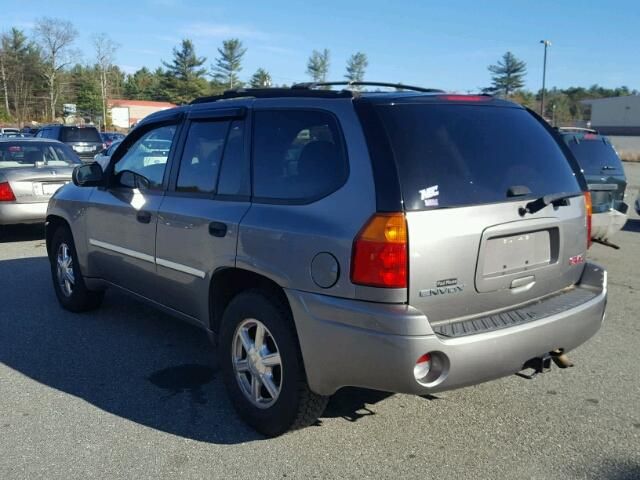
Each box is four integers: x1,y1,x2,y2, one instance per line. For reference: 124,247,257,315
562,136,624,176
217,120,249,196
376,104,582,210
61,127,102,143
252,110,348,202
176,121,229,194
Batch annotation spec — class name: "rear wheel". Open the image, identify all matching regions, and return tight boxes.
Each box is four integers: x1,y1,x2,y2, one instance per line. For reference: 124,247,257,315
219,290,328,436
50,226,104,312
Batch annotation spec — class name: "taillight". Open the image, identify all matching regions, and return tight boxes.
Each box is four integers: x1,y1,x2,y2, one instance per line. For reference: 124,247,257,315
0,182,16,201
350,212,408,288
584,191,592,248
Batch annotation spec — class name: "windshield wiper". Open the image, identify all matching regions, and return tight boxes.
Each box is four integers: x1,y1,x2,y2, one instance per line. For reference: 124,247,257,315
519,192,575,216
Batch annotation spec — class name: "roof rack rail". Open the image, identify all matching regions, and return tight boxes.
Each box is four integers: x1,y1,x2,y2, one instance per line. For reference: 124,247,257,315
190,87,353,104
292,81,444,93
556,126,598,134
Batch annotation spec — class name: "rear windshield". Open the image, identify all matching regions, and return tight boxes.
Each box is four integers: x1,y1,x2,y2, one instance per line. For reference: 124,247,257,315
0,142,81,168
61,127,102,143
376,104,582,210
562,136,624,175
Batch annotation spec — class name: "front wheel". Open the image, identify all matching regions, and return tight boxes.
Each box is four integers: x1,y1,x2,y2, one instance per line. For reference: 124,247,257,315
219,290,328,436
49,226,104,312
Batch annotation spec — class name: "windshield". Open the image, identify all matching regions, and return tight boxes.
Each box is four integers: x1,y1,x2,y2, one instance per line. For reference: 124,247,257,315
0,142,81,168
61,127,102,143
375,103,582,210
563,136,624,175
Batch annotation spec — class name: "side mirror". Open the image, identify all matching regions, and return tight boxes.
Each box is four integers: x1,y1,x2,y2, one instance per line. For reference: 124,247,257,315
72,162,104,187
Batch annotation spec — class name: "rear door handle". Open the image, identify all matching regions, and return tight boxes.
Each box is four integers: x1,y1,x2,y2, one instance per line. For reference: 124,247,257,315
136,210,152,224
209,221,227,237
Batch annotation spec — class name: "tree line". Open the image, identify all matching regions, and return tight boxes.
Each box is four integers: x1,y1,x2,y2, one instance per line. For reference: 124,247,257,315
485,51,637,124
0,17,369,127
0,17,635,128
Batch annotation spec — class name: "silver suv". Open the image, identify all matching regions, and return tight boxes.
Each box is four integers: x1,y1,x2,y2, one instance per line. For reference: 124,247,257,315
45,83,607,436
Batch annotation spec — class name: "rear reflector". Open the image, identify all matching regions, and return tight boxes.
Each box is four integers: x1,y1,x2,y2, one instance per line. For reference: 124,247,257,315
0,182,16,202
351,213,408,288
584,191,592,248
413,353,432,382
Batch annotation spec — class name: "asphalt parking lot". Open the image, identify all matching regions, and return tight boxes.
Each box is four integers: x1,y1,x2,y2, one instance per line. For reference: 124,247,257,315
1,163,639,480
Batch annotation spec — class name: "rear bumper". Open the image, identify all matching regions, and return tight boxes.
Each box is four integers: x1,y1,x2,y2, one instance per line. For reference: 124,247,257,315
591,209,627,240
286,263,606,396
0,201,48,225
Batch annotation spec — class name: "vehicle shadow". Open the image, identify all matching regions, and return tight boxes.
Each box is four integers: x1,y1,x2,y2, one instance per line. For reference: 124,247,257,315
0,256,391,443
622,218,640,233
0,223,45,243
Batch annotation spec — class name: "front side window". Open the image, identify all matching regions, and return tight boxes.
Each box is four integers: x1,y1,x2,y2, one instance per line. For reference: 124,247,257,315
252,110,348,201
113,124,177,189
176,120,229,194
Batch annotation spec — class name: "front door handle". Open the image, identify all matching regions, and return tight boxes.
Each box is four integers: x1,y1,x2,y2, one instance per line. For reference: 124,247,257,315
136,210,152,224
209,221,227,237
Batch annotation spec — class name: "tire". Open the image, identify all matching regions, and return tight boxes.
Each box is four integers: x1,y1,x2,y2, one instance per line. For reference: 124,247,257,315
49,226,104,312
219,290,328,436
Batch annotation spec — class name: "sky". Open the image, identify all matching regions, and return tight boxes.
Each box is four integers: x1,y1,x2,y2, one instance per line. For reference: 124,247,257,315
0,0,638,92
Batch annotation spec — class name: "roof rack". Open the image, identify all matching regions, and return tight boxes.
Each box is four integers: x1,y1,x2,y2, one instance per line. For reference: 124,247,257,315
190,81,444,105
292,81,444,93
190,87,353,104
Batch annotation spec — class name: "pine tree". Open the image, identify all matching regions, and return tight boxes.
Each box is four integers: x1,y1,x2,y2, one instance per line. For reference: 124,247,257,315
487,51,527,96
162,39,208,104
345,52,368,86
306,49,330,83
212,38,246,89
250,68,272,88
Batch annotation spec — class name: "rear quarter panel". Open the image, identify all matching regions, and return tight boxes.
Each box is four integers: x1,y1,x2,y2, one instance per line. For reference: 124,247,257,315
237,98,377,300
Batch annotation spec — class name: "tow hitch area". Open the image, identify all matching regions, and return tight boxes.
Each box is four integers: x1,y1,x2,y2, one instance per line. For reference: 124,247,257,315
516,350,573,380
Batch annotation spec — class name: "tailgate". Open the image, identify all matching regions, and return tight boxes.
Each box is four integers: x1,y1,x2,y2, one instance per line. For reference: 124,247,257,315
407,197,587,325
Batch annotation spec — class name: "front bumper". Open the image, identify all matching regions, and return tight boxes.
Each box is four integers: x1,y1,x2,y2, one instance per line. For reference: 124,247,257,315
0,201,48,225
286,263,606,396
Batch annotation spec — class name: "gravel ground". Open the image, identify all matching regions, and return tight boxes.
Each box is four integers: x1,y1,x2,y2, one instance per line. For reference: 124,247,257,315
0,163,638,480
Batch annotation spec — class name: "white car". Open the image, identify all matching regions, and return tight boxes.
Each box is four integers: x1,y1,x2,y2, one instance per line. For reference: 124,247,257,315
93,140,121,169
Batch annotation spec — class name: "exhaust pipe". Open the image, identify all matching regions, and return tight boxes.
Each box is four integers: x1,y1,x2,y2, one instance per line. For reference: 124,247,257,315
550,349,573,369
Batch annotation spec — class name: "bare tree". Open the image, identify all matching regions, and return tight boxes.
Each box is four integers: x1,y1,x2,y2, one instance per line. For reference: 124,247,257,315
93,33,119,128
33,17,78,121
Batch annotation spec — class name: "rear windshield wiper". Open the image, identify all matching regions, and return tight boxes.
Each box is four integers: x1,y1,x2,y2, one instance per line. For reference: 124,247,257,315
519,192,576,216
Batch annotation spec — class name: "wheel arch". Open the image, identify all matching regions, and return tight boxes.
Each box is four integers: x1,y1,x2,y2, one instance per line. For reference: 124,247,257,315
208,267,293,336
45,214,71,257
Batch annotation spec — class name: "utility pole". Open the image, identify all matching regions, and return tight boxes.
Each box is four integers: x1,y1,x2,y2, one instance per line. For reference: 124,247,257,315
540,40,551,116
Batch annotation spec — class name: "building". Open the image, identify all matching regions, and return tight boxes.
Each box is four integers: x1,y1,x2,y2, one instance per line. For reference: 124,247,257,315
581,95,640,135
107,99,177,129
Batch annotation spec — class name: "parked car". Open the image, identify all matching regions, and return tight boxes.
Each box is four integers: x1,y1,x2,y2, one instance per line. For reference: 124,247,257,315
35,125,104,162
0,138,81,225
0,127,20,136
0,132,29,138
101,131,125,149
557,127,628,241
21,126,40,136
45,83,607,436
93,140,122,169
